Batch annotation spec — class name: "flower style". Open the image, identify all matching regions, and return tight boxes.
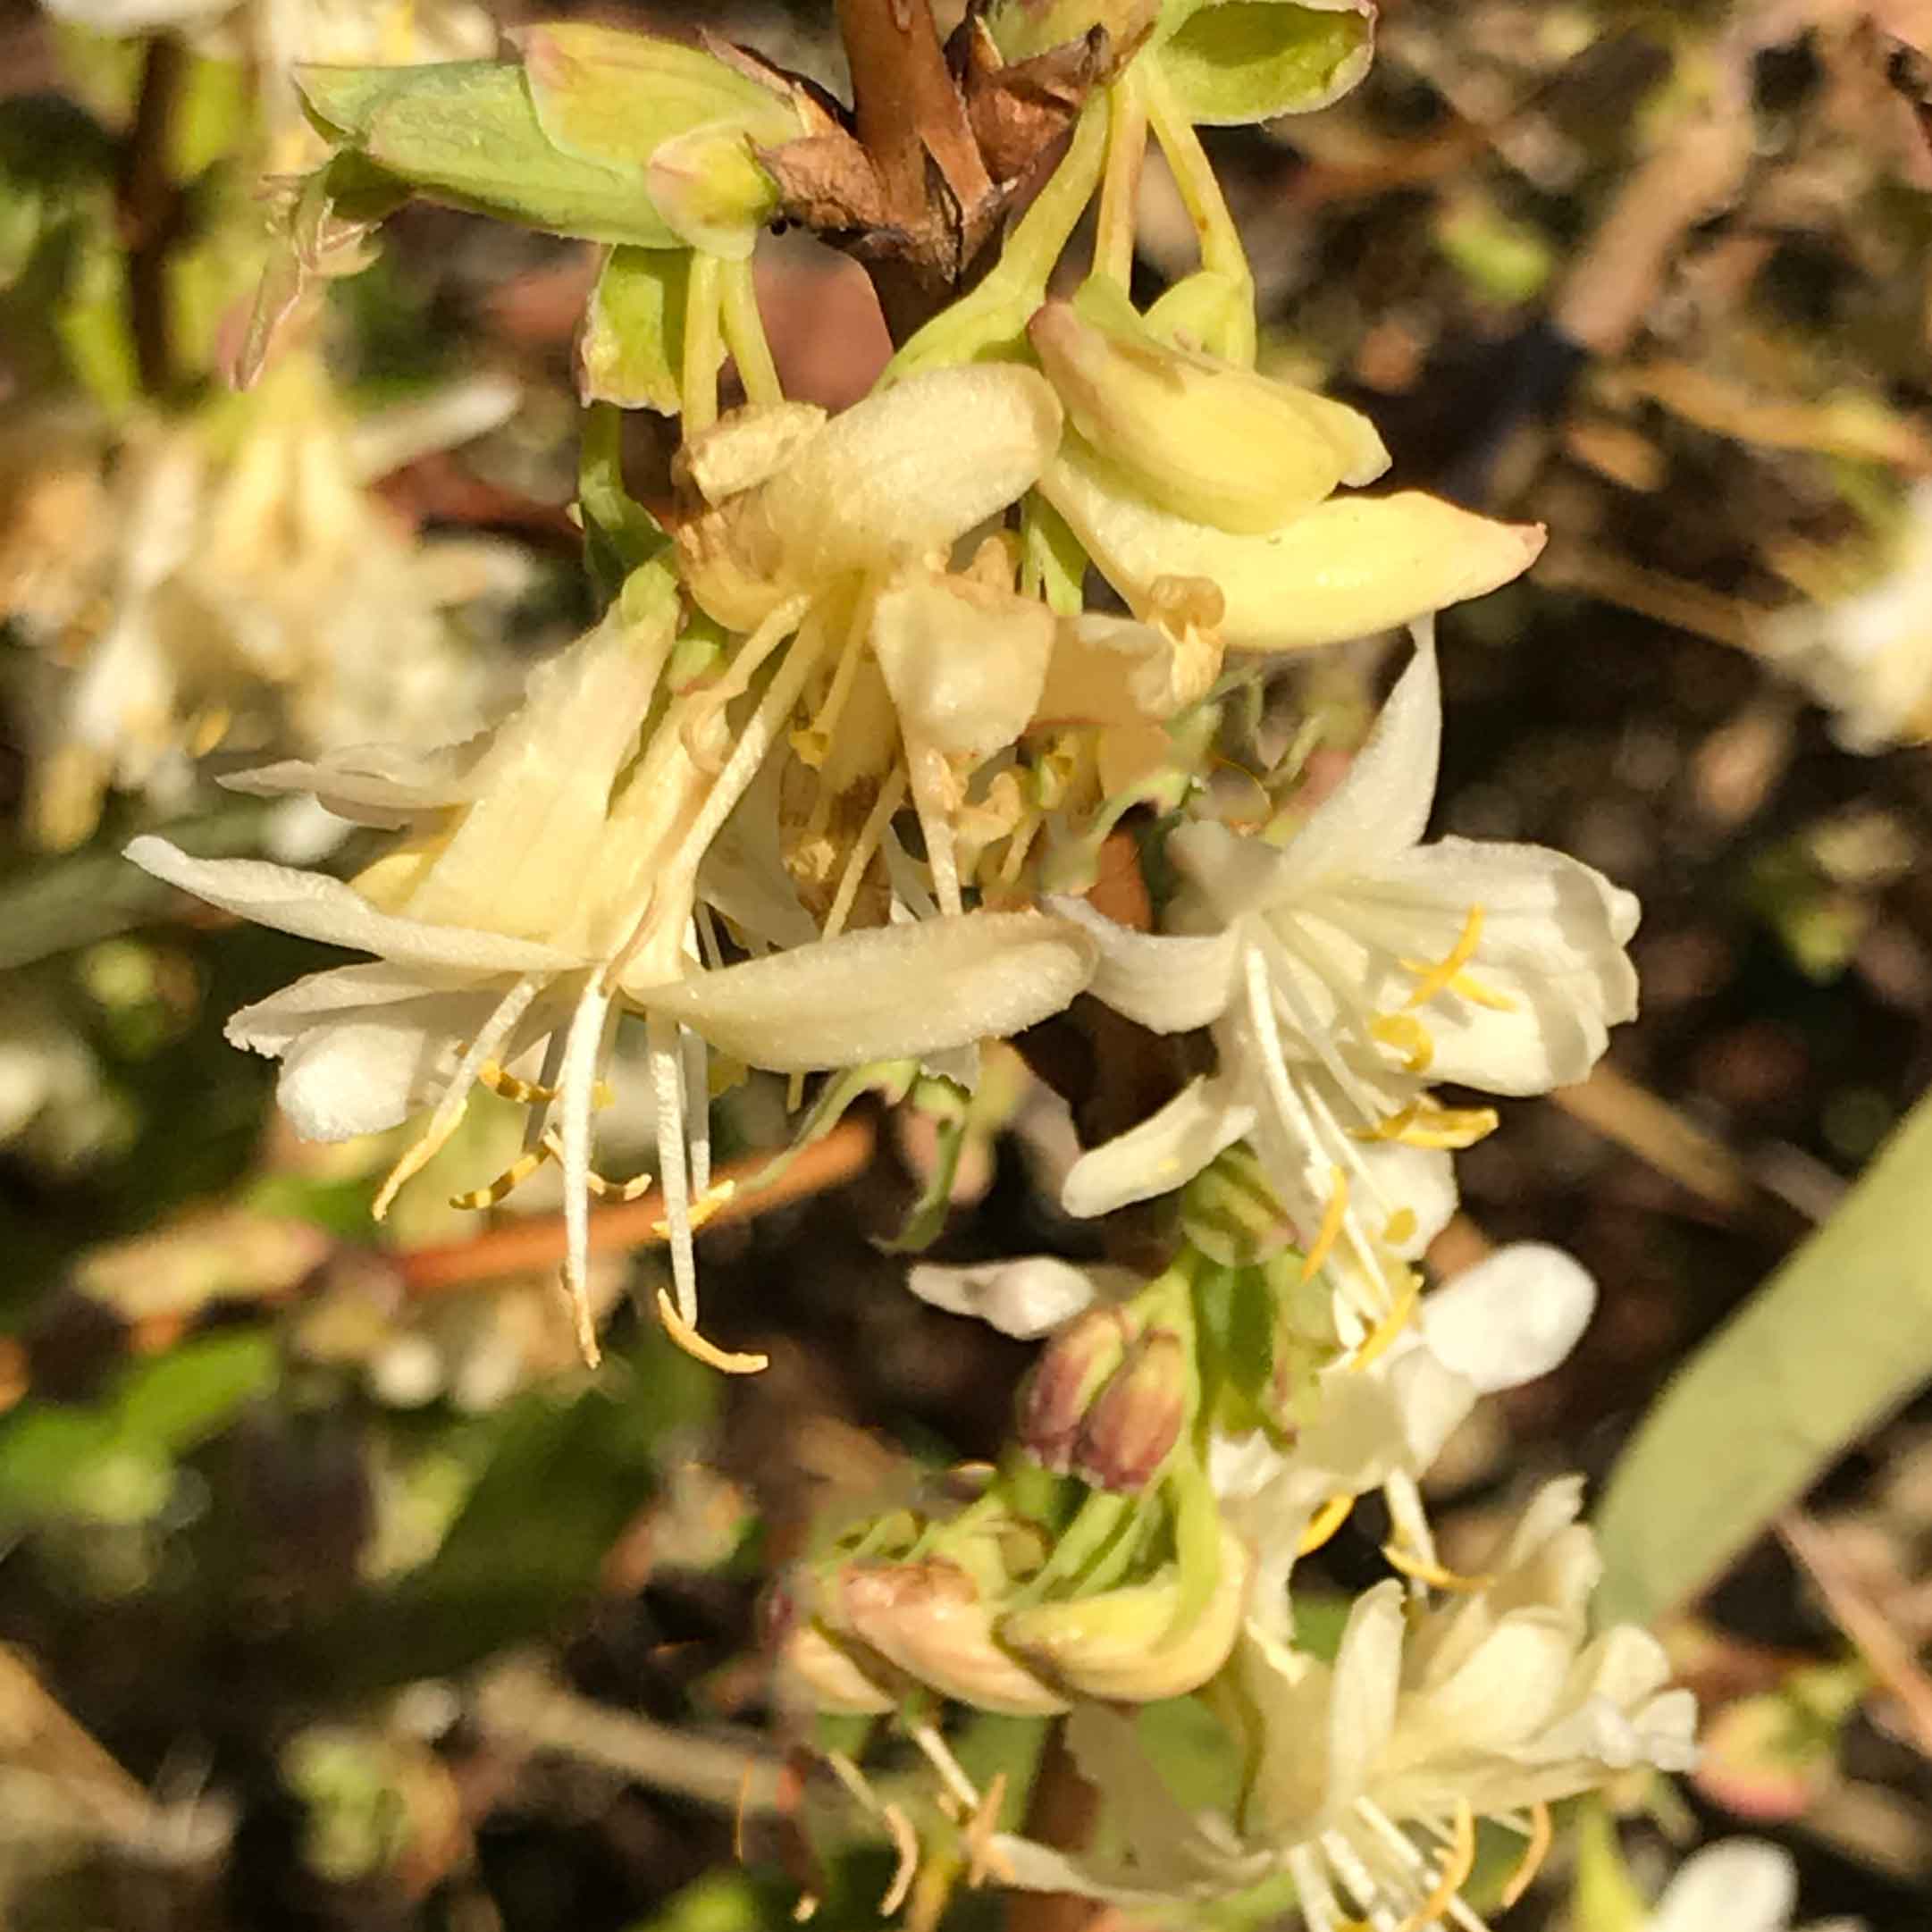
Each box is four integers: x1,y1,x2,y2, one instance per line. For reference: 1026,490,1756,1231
129,565,1097,1366
1053,625,1640,1304
994,1479,1698,1927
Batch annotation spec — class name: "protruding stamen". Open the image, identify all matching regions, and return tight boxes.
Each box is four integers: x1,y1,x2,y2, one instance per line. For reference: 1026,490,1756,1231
1348,1272,1421,1373
657,1288,769,1374
1301,1167,1350,1282
450,1143,554,1209
1382,1542,1492,1592
963,1774,1012,1887
1298,1492,1356,1555
1394,1801,1475,1932
1354,1101,1499,1150
478,1060,557,1105
1401,906,1485,1010
1499,1802,1552,1910
1370,1012,1434,1074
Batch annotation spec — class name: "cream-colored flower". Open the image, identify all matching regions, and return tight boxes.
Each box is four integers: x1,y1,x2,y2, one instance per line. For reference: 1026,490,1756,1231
129,571,1096,1364
1052,626,1639,1297
27,361,526,852
1762,479,1932,752
995,1481,1697,1926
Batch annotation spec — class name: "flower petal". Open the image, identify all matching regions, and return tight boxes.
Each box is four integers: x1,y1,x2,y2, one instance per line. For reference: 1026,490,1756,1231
1062,1071,1255,1217
1648,1842,1798,1932
1047,895,1240,1032
1040,442,1544,651
906,1256,1135,1338
1420,1243,1596,1393
127,836,584,973
634,910,1095,1071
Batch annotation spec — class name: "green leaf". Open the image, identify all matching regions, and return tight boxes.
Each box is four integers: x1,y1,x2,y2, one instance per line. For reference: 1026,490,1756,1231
296,61,681,248
110,1330,280,1452
1155,1,1373,126
1595,1085,1932,1626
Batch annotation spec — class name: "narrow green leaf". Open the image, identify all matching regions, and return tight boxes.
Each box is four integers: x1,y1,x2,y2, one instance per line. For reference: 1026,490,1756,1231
1595,1086,1932,1627
110,1330,280,1452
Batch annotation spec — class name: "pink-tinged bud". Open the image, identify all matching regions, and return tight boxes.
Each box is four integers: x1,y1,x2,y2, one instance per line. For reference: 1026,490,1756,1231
1072,1329,1188,1492
836,1561,1069,1717
1017,1306,1134,1472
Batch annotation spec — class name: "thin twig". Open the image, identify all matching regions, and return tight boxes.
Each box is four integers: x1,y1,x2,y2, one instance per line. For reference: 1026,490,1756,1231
118,32,186,396
1778,1510,1932,1762
393,1115,877,1296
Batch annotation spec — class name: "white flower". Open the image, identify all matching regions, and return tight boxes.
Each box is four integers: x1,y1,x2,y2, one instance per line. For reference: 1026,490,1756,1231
995,1479,1698,1926
1214,1241,1597,1631
1051,625,1639,1300
1641,1841,1861,1932
129,575,1096,1365
1762,479,1932,753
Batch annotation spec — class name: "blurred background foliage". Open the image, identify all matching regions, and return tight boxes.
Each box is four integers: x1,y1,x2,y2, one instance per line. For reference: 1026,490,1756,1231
5,0,1932,1927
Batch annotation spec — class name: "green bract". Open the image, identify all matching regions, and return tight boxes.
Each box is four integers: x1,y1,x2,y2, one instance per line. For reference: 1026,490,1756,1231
1155,0,1373,125
578,245,693,413
296,26,807,251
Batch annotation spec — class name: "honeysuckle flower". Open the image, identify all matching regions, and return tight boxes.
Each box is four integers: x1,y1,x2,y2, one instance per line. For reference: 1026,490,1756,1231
1213,1241,1599,1633
1051,626,1639,1299
1761,478,1932,752
994,1479,1698,1925
25,361,526,851
1039,430,1545,651
128,574,1097,1365
1636,1841,1861,1932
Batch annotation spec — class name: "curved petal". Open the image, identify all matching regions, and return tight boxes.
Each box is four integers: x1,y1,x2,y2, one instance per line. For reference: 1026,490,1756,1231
1061,1072,1255,1217
906,1256,1133,1339
1047,895,1240,1032
1420,1243,1596,1393
1275,626,1441,884
1648,1843,1798,1932
221,739,488,826
634,910,1095,1071
1040,443,1543,651
1325,1581,1406,1808
127,836,584,973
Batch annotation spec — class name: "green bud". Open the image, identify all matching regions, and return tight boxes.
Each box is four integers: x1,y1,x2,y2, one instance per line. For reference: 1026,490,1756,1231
297,61,678,248
1017,1305,1135,1472
1073,1327,1189,1491
1029,293,1387,533
1153,1,1373,126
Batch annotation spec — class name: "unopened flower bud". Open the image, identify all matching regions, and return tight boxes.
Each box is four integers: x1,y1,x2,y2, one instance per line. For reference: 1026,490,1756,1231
1028,298,1387,533
1000,1525,1249,1701
1072,1328,1189,1491
775,1621,903,1717
836,1561,1069,1716
1018,1306,1134,1472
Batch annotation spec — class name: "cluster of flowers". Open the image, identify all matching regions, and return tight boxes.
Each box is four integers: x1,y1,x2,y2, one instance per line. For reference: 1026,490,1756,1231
104,3,1697,1924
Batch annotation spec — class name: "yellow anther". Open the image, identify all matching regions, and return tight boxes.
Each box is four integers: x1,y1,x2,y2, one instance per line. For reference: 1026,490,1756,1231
1370,1011,1434,1074
449,1142,554,1209
584,1164,659,1203
656,1288,769,1375
652,1177,739,1238
1354,1101,1499,1150
1299,1167,1350,1282
1401,905,1486,1010
1443,969,1517,1012
477,1059,554,1105
1381,1542,1493,1592
1348,1273,1422,1373
1395,1800,1475,1932
1382,1207,1417,1248
186,705,232,759
1298,1492,1356,1556
963,1773,1013,1888
1500,1802,1554,1910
